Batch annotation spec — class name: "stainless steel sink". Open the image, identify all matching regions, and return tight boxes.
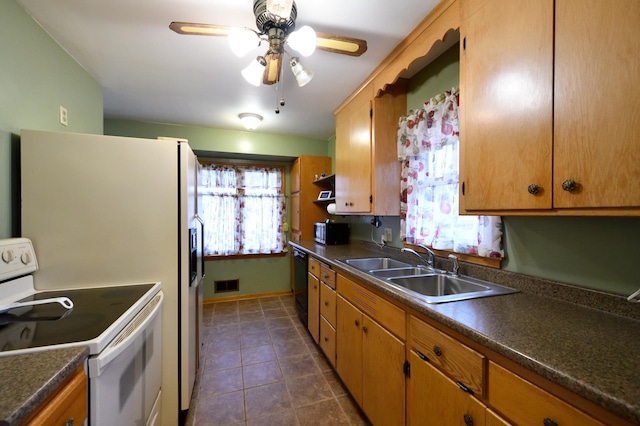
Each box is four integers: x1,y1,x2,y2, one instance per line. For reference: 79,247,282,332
387,274,518,303
342,257,411,271
369,267,435,279
339,256,518,303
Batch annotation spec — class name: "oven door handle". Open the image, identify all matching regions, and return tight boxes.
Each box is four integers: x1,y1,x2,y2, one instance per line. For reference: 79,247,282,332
88,292,164,378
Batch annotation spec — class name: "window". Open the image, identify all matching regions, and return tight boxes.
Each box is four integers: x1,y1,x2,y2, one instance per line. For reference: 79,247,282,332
200,163,286,256
398,87,503,259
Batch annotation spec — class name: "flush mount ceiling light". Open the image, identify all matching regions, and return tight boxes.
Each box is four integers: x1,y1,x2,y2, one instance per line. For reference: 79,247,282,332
239,113,263,130
170,0,367,111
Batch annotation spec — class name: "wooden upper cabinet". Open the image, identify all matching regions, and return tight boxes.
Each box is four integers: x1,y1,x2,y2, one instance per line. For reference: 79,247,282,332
335,81,407,216
461,0,640,214
553,0,640,209
460,0,553,211
335,85,374,214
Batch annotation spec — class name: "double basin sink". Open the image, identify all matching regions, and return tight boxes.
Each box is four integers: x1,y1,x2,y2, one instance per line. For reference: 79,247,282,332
339,257,518,304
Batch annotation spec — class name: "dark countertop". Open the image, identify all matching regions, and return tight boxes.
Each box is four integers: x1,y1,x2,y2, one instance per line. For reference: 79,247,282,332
0,346,89,426
291,240,640,424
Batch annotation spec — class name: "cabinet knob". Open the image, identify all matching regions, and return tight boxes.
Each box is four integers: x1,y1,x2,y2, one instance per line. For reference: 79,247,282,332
543,418,558,426
562,179,577,192
66,419,75,426
433,345,443,357
362,326,368,333
324,336,329,342
313,284,317,289
463,414,474,426
324,301,329,306
527,184,540,195
354,320,360,327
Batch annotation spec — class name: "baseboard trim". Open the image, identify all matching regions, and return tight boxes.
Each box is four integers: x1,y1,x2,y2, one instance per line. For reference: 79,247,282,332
204,290,292,305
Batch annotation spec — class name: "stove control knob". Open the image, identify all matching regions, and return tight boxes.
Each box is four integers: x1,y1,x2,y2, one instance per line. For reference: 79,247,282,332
20,252,33,265
2,249,15,264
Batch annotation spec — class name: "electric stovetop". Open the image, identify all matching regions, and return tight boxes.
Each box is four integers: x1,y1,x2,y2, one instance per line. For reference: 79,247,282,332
0,283,155,354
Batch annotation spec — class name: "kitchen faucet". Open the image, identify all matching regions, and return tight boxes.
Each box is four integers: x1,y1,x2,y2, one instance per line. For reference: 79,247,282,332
401,246,435,268
448,254,459,276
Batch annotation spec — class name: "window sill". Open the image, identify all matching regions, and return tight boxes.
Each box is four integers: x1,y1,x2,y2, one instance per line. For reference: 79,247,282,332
403,243,502,269
205,252,287,261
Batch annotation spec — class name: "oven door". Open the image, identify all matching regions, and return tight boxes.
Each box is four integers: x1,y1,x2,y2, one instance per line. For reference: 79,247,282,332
88,291,164,426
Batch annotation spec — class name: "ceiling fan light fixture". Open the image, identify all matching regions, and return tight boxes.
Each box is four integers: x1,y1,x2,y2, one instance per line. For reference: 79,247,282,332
266,0,294,20
239,113,263,130
290,57,314,87
287,25,317,57
228,28,260,57
241,56,267,86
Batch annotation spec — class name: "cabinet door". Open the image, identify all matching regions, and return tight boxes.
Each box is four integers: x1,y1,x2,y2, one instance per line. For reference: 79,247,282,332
407,351,486,426
291,157,301,193
290,192,300,233
553,0,640,208
335,88,372,214
362,314,405,426
307,273,320,343
336,295,363,405
461,0,553,211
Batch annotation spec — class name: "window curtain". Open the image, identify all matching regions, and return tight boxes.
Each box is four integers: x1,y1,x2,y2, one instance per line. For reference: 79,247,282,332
200,164,287,256
398,87,503,258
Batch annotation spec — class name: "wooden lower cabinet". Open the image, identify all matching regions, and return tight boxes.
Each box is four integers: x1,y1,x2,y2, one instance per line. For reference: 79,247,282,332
336,295,405,425
486,409,511,426
25,366,87,426
407,350,486,426
488,362,605,426
307,272,320,344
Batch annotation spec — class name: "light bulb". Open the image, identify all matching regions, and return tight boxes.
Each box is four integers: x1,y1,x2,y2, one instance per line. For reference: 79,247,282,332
241,57,266,87
228,28,259,57
287,25,316,57
289,57,314,87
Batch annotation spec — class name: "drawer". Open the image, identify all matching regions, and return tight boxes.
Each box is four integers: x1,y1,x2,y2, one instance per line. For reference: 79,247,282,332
308,257,320,277
26,367,87,426
319,315,336,367
337,274,405,340
319,264,336,289
320,283,337,327
488,362,604,426
409,315,484,397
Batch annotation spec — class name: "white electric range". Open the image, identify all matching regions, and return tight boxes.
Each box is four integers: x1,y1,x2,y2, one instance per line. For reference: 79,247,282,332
0,238,164,426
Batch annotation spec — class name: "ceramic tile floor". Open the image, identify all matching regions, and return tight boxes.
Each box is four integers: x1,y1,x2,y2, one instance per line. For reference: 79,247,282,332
183,294,371,426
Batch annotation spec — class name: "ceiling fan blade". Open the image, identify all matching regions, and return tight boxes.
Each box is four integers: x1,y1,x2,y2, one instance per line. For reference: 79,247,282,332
263,52,283,85
169,22,233,37
315,32,367,57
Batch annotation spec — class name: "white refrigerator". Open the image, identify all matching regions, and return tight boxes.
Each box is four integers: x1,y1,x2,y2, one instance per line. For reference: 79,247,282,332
20,129,204,425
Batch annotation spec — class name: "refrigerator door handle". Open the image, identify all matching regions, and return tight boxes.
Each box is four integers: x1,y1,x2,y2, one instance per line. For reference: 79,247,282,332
195,214,205,279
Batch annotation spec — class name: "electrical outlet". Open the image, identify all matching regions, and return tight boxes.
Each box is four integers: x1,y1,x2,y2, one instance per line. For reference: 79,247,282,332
383,228,392,243
59,106,68,126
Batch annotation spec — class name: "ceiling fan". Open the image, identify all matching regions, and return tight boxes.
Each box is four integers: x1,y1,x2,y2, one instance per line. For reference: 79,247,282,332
169,0,367,89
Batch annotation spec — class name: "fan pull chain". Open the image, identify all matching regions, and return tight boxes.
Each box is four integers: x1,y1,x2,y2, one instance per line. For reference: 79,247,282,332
275,64,286,114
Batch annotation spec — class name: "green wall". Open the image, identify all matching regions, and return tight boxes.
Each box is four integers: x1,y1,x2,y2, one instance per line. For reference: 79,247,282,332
105,118,331,300
344,43,640,297
0,0,103,239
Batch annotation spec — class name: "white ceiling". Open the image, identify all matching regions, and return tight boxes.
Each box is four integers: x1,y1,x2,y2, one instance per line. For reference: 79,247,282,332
17,0,441,140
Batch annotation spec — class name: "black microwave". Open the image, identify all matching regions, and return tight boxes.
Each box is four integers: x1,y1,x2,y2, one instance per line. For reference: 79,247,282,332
314,222,350,245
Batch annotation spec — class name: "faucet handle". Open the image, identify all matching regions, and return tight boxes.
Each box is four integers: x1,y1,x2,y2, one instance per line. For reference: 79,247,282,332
448,254,459,276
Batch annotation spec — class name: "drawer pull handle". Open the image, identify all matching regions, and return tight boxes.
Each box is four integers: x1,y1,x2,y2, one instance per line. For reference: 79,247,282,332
416,350,429,362
463,414,474,426
362,326,368,333
543,419,558,426
456,381,474,395
433,345,443,357
354,320,360,327
324,274,330,279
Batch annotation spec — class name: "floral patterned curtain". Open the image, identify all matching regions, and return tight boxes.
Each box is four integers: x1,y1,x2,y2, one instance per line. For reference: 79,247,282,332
398,87,503,258
200,164,287,256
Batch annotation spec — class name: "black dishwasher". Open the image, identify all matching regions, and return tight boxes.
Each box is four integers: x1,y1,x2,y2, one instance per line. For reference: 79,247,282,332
292,247,308,326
